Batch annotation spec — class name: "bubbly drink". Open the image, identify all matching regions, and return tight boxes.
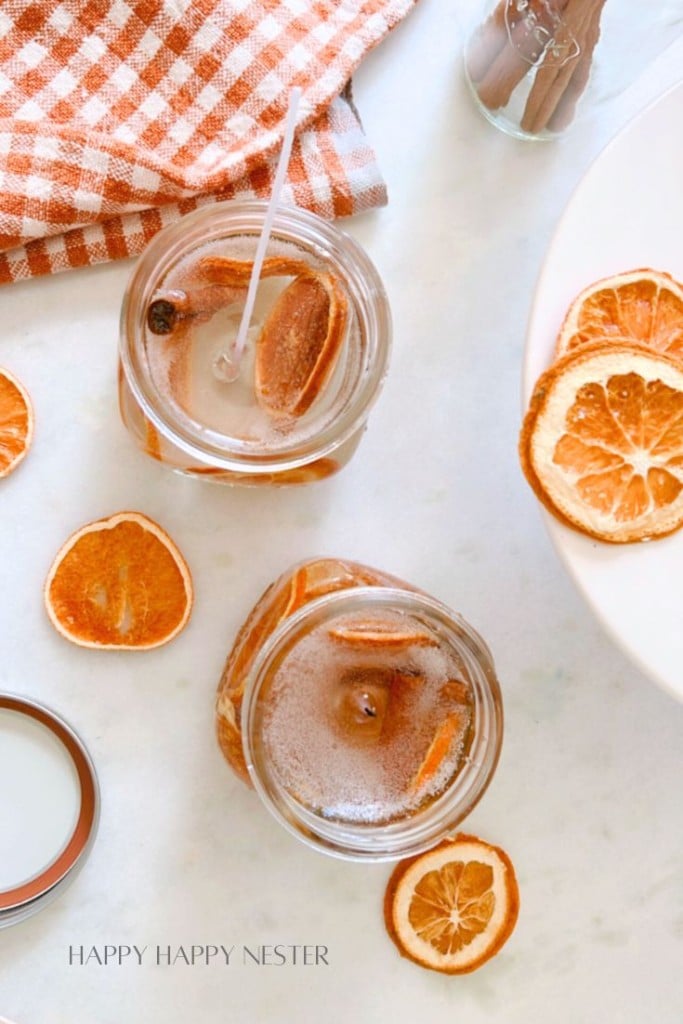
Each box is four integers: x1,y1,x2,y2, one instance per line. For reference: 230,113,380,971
216,559,503,860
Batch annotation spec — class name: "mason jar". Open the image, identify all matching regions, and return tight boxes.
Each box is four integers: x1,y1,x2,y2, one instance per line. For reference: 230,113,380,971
216,558,503,861
119,202,391,484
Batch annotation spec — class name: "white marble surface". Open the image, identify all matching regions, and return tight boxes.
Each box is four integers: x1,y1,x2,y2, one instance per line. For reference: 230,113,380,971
1,5,682,1022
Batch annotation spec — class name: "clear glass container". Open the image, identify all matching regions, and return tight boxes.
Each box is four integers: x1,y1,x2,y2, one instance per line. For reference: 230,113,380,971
216,559,503,861
464,0,585,140
119,202,391,485
464,0,683,141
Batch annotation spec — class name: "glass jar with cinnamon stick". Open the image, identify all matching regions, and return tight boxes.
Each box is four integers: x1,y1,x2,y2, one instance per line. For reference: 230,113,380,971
464,0,606,140
119,201,391,485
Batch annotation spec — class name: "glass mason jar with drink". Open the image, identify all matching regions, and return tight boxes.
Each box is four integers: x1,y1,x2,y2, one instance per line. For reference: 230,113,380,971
216,559,503,860
119,202,391,485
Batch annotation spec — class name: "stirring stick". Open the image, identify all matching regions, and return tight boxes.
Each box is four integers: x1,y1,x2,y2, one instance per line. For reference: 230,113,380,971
213,86,302,382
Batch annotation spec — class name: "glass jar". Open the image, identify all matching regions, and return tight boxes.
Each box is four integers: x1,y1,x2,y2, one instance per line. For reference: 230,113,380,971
464,0,585,140
119,202,391,485
216,559,503,861
464,0,683,141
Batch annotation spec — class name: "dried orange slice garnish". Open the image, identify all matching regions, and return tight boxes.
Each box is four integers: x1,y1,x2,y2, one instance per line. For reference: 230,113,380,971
0,367,33,478
328,618,437,649
185,457,340,485
45,511,193,649
384,834,519,974
520,342,683,542
216,571,300,783
556,269,683,360
255,270,348,417
410,711,466,792
197,254,313,287
440,678,472,704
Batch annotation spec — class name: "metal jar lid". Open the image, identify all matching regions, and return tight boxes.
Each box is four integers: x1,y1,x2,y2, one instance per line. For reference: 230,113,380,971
0,693,100,928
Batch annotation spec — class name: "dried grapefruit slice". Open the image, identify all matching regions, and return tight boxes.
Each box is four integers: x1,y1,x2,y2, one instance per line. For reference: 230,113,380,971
0,367,33,478
384,834,519,974
520,342,683,542
328,618,437,649
45,512,193,649
556,269,683,360
255,270,348,417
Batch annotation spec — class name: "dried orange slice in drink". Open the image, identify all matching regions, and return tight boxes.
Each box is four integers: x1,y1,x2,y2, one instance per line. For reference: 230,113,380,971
410,711,467,793
197,254,313,286
328,618,437,649
0,367,33,478
45,512,193,649
520,342,683,542
384,834,519,974
255,270,348,417
556,269,683,360
216,572,301,783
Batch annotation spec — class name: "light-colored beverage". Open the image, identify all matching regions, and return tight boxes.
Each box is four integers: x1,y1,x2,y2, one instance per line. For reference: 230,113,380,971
216,559,503,860
119,202,390,484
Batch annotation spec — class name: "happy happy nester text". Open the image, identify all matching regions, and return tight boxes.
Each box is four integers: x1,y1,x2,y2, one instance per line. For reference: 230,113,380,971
68,944,329,967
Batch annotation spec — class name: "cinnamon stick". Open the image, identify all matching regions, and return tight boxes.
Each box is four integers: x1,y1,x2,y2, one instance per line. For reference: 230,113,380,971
547,0,605,132
520,0,603,134
474,0,570,112
465,1,508,85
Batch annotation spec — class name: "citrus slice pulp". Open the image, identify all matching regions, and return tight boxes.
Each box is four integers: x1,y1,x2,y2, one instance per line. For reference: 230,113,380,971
0,367,33,478
556,269,683,360
255,269,348,417
384,834,519,974
45,511,193,649
520,342,683,542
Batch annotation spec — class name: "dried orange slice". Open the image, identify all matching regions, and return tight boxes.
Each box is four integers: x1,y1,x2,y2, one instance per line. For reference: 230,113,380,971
216,572,301,783
255,270,348,417
556,269,683,360
197,254,313,287
384,834,519,974
410,712,466,792
0,367,33,478
328,618,437,649
440,679,472,704
185,457,339,485
45,511,193,649
520,342,683,542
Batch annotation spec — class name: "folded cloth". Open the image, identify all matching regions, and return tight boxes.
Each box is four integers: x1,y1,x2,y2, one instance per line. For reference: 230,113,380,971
0,0,416,284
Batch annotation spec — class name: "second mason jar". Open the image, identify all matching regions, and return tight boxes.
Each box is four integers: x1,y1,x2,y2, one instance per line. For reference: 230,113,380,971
216,559,503,861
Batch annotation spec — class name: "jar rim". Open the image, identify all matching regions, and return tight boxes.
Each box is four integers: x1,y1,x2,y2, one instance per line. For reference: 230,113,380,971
119,200,392,472
241,586,503,861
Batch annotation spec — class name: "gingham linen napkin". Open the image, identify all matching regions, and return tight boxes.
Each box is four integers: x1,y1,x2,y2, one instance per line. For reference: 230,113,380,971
0,0,416,284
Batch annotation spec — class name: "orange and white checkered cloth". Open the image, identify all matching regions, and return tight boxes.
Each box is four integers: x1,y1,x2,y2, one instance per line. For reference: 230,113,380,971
0,0,416,284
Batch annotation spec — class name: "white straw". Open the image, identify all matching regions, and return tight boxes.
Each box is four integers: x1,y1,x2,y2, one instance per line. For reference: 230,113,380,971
213,86,302,382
